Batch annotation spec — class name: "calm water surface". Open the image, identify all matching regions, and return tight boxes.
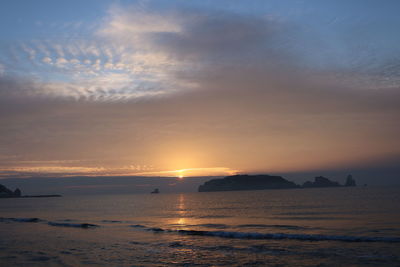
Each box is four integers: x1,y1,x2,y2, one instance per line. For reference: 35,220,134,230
1,186,399,266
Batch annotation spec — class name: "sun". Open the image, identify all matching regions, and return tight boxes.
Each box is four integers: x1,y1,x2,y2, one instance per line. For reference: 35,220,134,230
177,170,184,179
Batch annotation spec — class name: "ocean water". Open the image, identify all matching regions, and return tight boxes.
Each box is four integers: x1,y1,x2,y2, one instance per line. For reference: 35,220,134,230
0,186,399,266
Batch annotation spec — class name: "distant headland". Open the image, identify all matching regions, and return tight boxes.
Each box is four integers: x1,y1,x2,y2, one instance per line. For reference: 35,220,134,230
0,184,61,198
198,174,356,192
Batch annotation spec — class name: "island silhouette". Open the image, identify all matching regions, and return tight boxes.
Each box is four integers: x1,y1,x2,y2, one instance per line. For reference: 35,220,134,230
151,188,160,194
198,174,356,192
0,184,61,198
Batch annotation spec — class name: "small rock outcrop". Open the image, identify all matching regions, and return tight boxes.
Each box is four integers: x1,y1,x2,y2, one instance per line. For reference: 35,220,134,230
345,175,356,186
14,188,21,197
0,184,61,198
198,174,299,192
0,184,21,198
302,176,340,188
151,188,160,194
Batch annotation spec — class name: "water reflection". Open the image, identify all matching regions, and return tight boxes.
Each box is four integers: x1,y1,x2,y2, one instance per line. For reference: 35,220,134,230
177,217,186,226
176,194,187,228
178,194,185,214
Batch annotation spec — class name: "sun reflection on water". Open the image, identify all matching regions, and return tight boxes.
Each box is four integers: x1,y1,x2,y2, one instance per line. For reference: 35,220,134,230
176,194,187,228
177,218,186,225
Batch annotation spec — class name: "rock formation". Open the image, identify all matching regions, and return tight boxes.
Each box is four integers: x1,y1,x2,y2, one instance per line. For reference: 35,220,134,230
0,184,61,198
345,175,356,186
199,174,357,192
151,188,160,194
0,184,22,198
198,174,299,192
14,188,21,197
302,176,341,188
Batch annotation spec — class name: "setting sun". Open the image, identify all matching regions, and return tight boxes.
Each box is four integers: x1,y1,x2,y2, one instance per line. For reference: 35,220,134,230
177,170,184,179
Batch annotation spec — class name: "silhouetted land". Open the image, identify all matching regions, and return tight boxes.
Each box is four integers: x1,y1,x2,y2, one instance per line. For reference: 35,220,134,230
198,174,299,192
199,174,356,192
302,176,341,188
0,184,61,198
151,188,160,194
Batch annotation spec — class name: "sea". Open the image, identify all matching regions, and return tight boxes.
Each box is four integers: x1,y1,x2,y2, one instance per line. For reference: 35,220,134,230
0,186,399,266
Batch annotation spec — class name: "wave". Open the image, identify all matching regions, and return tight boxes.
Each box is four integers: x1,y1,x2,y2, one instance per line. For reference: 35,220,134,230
196,224,229,229
2,216,399,243
275,211,348,216
143,227,400,243
197,215,232,219
47,222,99,228
274,216,349,221
175,223,228,229
237,224,310,230
130,224,146,228
0,217,41,223
166,241,290,255
101,220,123,223
1,217,98,228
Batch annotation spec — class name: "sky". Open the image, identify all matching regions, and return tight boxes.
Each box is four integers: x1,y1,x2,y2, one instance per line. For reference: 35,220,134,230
0,0,399,183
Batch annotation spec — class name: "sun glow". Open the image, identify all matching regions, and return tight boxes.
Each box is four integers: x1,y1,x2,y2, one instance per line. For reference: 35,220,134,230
177,170,184,179
133,167,239,177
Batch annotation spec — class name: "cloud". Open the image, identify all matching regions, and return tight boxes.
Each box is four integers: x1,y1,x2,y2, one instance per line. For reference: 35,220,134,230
1,3,399,111
2,3,398,102
55,57,68,66
97,4,400,102
42,57,52,64
0,3,399,180
20,43,37,60
99,4,181,35
0,4,301,101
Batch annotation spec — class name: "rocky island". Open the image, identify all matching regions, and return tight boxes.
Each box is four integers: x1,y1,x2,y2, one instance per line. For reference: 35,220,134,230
0,184,21,198
198,174,299,192
0,184,61,198
345,175,356,186
302,175,356,188
302,176,341,188
198,174,356,192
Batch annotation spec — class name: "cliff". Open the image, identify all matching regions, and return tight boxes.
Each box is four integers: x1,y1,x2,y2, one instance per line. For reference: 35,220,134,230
198,174,299,192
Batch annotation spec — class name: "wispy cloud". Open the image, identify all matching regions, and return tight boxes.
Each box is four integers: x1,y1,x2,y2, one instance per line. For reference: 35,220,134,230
0,2,399,181
1,3,399,101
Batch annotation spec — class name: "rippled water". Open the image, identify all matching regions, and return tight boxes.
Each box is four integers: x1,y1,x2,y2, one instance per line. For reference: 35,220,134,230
1,186,399,266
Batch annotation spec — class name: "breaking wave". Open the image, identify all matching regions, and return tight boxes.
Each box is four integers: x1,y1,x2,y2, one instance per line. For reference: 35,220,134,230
47,222,99,228
0,217,98,228
143,227,400,243
101,220,123,223
130,224,146,228
1,217,399,243
0,217,41,223
236,224,310,230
